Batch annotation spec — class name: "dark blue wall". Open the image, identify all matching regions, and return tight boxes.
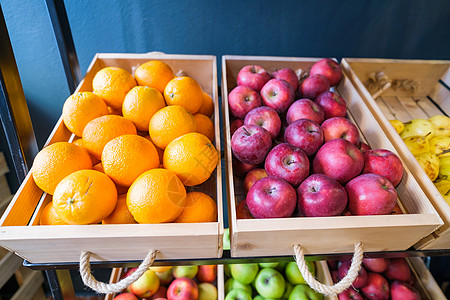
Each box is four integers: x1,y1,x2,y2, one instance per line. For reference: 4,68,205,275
2,0,450,147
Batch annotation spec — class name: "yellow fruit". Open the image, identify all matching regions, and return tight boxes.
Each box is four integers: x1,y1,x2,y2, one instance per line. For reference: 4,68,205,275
415,152,440,181
430,136,450,158
122,86,166,131
134,60,175,93
428,115,450,137
439,156,450,180
403,135,430,156
389,119,404,134
194,113,215,142
62,92,109,137
198,92,214,117
53,170,117,225
92,67,137,109
174,192,217,223
401,119,435,140
149,105,197,149
164,132,219,186
435,179,450,204
164,76,203,114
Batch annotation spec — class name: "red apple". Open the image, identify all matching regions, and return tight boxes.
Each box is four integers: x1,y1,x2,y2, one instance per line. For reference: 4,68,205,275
361,272,390,300
297,174,348,217
321,117,360,146
272,67,299,90
337,260,368,289
286,98,325,125
232,159,258,177
230,119,244,136
315,91,347,119
362,149,404,186
310,58,342,86
359,141,371,152
338,288,364,300
384,258,411,281
313,138,364,184
228,86,262,119
129,269,160,298
244,106,281,139
113,293,138,300
236,200,254,219
231,125,272,164
167,277,198,300
237,65,271,93
264,143,310,186
331,270,340,283
150,286,168,300
284,119,324,156
390,281,420,300
260,78,295,113
244,168,268,193
362,258,390,273
196,265,217,283
327,260,339,270
299,74,330,99
346,173,398,216
154,268,174,286
246,176,297,218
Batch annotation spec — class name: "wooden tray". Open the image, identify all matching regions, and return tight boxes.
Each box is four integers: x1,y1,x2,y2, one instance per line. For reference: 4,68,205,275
341,58,450,250
222,55,443,258
0,53,224,264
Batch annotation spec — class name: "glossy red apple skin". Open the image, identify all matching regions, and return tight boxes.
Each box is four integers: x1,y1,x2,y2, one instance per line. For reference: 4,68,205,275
231,125,272,165
337,260,368,289
113,293,138,300
228,85,262,119
196,265,217,283
150,286,168,299
297,174,348,217
244,106,281,139
362,258,390,273
232,159,258,177
284,119,324,156
264,143,310,187
244,168,268,193
363,149,404,186
321,117,360,146
236,200,254,219
299,74,330,100
237,65,271,93
286,98,325,125
315,91,347,119
313,138,364,185
359,141,371,152
384,258,411,281
338,288,364,300
310,58,343,86
246,176,297,218
230,119,244,136
361,272,390,300
167,277,198,300
272,67,299,90
390,280,421,300
346,173,398,216
260,78,295,113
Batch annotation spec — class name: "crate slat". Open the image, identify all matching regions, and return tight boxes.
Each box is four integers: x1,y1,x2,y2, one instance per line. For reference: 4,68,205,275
415,96,445,118
10,270,45,300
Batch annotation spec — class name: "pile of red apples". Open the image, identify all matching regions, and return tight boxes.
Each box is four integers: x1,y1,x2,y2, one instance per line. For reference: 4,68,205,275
229,59,404,219
328,257,422,299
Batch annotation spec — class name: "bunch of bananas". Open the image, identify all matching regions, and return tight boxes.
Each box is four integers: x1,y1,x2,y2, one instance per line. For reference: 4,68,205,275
390,115,450,204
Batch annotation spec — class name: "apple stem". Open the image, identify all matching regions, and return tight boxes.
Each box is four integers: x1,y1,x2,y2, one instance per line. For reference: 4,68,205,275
242,127,251,136
267,187,277,194
251,65,256,73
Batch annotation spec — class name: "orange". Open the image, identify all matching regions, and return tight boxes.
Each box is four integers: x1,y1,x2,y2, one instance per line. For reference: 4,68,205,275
163,133,219,186
108,106,123,116
149,105,196,149
53,169,117,225
93,163,129,195
40,201,68,225
32,142,92,194
127,168,186,223
102,135,160,187
122,86,166,131
82,115,137,159
72,138,100,165
164,76,203,114
144,135,164,164
62,92,109,137
174,192,217,223
198,91,214,117
134,61,175,93
194,113,215,142
102,194,137,224
92,67,137,109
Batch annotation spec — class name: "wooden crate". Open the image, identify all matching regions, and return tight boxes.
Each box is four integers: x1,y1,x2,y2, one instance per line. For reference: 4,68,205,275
0,152,13,218
341,58,450,250
408,257,447,300
222,55,443,258
0,53,224,263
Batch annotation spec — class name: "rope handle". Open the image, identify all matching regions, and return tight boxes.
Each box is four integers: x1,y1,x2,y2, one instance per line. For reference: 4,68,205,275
293,242,364,296
79,249,158,294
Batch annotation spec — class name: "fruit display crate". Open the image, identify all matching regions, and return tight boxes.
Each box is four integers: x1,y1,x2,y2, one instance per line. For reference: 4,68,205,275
222,55,443,258
341,58,450,250
0,53,224,264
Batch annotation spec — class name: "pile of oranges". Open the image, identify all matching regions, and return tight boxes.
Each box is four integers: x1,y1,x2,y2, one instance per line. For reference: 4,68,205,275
35,60,218,226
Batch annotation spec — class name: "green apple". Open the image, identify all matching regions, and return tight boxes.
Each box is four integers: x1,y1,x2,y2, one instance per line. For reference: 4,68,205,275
282,281,293,299
255,268,285,298
224,228,231,250
276,262,289,272
198,282,218,300
285,261,315,285
225,288,252,300
428,115,450,137
129,269,160,298
253,296,265,300
230,263,259,285
258,262,280,268
439,156,450,179
401,119,435,140
225,278,252,295
225,263,232,277
288,284,323,300
172,265,199,278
